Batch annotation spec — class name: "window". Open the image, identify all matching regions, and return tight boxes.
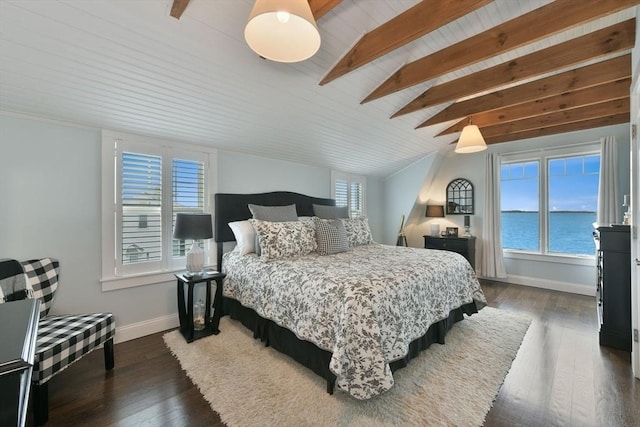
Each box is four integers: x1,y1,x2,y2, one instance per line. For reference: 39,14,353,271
500,144,600,257
331,171,366,218
102,131,216,289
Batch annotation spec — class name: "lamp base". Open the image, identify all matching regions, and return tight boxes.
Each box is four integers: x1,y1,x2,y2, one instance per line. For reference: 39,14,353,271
430,223,440,236
463,225,472,237
186,240,204,275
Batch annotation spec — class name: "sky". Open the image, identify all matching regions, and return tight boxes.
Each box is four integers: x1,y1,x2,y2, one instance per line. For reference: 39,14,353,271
501,155,600,212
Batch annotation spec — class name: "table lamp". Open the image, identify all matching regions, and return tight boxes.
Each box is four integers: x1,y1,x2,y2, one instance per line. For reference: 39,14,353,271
173,213,213,275
426,205,445,236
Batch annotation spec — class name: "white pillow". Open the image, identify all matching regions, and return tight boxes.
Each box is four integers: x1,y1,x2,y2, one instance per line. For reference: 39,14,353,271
228,220,256,255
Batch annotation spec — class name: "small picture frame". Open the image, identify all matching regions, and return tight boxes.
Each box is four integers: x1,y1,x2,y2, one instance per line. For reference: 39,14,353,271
446,227,459,237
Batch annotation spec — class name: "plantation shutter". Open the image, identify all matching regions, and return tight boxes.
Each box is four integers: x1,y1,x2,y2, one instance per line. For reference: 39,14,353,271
349,181,364,218
172,159,205,258
334,179,349,208
332,173,365,219
121,152,162,265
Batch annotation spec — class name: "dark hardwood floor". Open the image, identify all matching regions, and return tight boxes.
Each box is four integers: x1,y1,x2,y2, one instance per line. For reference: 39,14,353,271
39,281,639,426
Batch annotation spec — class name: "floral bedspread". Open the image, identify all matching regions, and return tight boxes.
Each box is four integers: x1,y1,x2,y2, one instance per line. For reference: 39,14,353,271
222,243,487,400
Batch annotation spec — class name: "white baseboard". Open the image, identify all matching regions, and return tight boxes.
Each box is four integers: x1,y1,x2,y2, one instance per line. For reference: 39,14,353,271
114,313,179,344
488,274,595,296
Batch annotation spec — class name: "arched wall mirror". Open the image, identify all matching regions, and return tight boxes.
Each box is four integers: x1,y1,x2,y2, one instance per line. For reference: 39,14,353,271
446,178,474,215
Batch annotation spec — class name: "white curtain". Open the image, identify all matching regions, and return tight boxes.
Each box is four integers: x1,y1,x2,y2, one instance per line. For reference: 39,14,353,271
481,152,507,278
597,136,621,225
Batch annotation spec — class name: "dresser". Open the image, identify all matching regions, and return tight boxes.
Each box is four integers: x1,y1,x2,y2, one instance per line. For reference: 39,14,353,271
595,225,631,352
423,235,476,270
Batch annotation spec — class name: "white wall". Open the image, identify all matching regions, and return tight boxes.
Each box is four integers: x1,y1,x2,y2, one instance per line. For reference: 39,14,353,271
382,153,441,245
0,113,383,342
0,114,181,342
217,151,330,196
383,123,630,295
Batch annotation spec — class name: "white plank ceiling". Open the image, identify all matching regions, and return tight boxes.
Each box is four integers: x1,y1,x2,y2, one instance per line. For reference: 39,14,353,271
0,0,635,177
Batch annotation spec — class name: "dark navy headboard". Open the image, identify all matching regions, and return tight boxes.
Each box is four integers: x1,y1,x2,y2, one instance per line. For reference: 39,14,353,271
214,191,335,269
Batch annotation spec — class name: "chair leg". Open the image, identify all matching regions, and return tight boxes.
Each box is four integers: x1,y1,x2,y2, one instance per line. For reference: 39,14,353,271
103,338,114,370
32,382,48,426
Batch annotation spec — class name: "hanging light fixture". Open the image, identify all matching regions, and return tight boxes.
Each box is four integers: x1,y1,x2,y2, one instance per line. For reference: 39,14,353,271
455,118,487,154
245,0,321,63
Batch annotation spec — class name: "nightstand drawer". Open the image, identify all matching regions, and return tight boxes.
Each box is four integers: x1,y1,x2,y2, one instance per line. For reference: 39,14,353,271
423,235,476,270
425,238,467,252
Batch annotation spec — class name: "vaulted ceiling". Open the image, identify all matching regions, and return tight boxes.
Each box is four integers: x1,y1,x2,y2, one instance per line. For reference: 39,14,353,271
0,1,636,177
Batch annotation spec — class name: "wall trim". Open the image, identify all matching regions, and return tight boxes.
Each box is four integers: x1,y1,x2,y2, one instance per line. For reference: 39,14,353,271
114,313,179,344
485,273,594,296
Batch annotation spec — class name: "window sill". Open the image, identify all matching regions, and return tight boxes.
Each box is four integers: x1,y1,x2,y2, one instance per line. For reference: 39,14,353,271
503,250,595,266
101,270,179,292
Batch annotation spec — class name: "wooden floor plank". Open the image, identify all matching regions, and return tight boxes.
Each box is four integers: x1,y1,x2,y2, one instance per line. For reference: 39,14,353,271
37,280,639,426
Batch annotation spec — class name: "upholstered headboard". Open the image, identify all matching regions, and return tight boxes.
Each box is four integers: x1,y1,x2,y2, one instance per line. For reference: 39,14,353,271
214,191,335,269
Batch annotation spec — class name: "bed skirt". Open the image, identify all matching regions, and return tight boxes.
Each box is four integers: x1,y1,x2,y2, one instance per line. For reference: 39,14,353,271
222,296,480,395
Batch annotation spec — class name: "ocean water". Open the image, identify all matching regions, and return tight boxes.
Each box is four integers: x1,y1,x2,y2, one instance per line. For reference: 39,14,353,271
501,211,596,255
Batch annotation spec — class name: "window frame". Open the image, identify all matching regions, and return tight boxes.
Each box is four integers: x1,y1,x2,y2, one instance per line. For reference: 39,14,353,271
500,143,600,264
331,170,366,218
101,130,217,291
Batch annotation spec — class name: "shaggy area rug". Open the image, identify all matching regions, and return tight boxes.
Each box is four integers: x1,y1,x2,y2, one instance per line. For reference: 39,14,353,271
164,307,530,427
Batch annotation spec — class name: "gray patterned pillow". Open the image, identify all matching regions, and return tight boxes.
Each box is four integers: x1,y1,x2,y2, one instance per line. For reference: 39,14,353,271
341,217,374,247
313,218,349,255
313,204,349,219
248,204,298,222
250,219,317,261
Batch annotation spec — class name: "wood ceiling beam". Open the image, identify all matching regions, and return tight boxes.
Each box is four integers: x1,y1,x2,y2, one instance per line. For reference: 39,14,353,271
439,78,632,136
319,0,493,86
479,98,630,139
170,0,190,19
309,0,343,20
484,113,630,145
418,54,631,129
393,19,635,118
363,0,640,103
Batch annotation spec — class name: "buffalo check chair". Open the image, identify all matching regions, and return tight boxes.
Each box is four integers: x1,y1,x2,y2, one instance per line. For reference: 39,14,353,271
19,259,115,425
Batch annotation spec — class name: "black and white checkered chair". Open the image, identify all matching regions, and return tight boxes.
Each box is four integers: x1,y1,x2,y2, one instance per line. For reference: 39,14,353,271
18,259,115,425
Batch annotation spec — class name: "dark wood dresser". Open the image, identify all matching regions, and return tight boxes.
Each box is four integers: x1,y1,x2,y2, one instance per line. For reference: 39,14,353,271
0,299,40,427
423,235,476,270
595,225,631,351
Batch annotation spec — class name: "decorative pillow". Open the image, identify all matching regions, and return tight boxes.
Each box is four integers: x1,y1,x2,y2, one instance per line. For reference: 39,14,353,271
313,204,349,219
341,217,374,247
248,204,298,222
313,218,349,255
21,258,59,317
228,220,256,255
250,219,317,261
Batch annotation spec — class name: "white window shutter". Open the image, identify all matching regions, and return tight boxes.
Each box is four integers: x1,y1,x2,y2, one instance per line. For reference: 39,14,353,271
121,152,163,265
172,159,205,258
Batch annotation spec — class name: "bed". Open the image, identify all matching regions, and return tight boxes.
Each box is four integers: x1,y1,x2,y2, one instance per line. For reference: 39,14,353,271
214,191,487,400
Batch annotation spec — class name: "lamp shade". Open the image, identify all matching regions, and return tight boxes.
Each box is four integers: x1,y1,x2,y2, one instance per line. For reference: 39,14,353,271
245,0,321,63
455,124,487,154
173,213,213,240
426,205,445,218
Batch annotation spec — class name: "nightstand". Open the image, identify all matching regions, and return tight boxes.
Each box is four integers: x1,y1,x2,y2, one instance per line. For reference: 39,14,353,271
175,271,226,343
423,235,476,270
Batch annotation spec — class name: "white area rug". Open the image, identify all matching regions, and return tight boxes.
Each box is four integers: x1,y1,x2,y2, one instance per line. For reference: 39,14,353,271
164,307,530,427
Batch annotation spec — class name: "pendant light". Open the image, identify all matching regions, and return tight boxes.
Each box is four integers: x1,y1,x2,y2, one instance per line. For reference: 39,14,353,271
245,0,321,63
455,118,487,154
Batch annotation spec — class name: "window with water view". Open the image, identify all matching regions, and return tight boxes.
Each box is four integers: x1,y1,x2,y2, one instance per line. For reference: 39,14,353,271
501,150,600,256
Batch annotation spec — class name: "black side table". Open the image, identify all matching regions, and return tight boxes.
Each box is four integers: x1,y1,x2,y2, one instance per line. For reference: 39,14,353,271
175,271,226,343
423,235,476,270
